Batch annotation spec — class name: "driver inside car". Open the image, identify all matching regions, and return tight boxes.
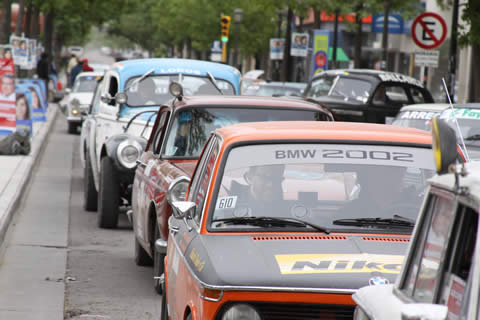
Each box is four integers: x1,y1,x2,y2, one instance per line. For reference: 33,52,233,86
172,112,192,156
335,165,416,219
230,164,285,216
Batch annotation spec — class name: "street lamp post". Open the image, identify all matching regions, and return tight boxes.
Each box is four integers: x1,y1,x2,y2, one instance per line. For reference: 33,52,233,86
233,8,243,70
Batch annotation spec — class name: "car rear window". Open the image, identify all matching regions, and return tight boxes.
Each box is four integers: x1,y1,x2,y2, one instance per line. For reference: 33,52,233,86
162,107,329,157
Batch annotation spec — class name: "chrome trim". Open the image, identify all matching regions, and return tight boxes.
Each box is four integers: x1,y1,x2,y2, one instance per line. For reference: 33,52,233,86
126,209,132,223
200,290,224,302
155,239,168,254
116,139,143,169
170,232,356,295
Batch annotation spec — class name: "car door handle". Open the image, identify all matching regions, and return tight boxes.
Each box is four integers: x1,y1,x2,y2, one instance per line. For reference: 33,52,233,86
170,225,179,235
136,159,147,168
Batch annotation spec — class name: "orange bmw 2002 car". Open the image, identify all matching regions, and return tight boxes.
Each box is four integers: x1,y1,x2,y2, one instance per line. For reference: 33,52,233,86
159,121,444,320
131,92,333,293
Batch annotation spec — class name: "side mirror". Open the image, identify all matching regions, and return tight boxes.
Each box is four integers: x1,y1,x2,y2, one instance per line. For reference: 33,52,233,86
400,304,448,320
114,92,128,105
170,201,196,220
100,93,113,104
432,117,458,174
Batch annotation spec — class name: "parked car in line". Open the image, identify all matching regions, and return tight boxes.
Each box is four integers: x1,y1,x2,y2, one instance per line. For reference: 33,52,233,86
63,71,104,134
159,121,438,320
243,81,306,97
240,69,265,94
438,103,480,161
80,58,241,230
303,69,434,123
391,103,447,130
131,92,334,294
89,63,111,73
353,118,474,320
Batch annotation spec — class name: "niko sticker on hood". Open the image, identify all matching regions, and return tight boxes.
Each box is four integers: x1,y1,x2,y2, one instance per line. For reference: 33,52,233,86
275,253,403,275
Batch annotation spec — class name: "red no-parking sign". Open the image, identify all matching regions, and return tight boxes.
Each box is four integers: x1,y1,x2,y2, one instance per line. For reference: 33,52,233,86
411,12,447,50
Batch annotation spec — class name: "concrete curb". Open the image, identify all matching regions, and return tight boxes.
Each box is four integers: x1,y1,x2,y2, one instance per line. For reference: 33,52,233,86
0,105,59,248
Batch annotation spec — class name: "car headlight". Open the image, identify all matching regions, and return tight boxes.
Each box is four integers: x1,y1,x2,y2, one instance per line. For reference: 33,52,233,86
71,98,80,108
221,304,262,320
71,107,79,115
116,139,143,169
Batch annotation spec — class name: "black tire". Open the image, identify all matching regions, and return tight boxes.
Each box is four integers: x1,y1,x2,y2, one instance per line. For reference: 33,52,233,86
160,282,168,320
97,157,120,229
134,235,153,266
83,155,98,211
67,122,77,134
153,222,165,294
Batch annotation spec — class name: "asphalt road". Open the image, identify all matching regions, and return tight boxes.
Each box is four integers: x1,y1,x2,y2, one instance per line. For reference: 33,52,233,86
0,114,161,319
65,114,161,320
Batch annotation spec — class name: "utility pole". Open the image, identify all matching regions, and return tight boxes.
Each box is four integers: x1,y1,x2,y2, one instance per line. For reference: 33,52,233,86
447,0,459,102
332,8,340,69
382,0,390,70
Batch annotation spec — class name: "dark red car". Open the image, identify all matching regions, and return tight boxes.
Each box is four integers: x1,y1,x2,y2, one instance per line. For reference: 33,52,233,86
130,93,333,293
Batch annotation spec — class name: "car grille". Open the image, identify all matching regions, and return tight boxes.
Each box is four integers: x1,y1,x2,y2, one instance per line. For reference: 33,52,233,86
216,302,355,320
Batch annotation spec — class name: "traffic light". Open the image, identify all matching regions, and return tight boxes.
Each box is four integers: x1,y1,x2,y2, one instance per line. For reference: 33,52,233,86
220,15,231,43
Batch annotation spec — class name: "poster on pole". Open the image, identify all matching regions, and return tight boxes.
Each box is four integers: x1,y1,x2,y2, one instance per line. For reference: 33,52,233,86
0,57,16,136
311,30,329,77
270,38,285,60
290,32,309,57
10,35,29,68
15,88,33,136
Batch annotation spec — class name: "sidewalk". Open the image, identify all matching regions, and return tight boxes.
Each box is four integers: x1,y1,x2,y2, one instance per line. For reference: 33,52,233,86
0,104,59,249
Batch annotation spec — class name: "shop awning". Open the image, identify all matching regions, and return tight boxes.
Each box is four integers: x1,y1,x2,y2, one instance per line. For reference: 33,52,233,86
328,48,350,62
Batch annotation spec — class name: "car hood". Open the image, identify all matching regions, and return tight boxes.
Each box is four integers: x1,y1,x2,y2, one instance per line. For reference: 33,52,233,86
186,233,408,291
68,92,94,104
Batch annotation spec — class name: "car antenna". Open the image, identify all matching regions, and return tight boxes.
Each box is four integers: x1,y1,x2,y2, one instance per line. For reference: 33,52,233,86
207,72,223,95
442,78,470,162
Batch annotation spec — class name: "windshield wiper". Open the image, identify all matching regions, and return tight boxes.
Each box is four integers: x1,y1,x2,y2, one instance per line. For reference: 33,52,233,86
212,216,330,234
207,72,223,95
465,134,480,141
332,217,414,228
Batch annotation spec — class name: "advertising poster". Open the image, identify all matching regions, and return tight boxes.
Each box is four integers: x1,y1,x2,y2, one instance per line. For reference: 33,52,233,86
0,57,16,136
15,88,33,136
0,45,13,59
16,81,46,122
18,78,48,108
311,30,329,77
10,35,29,68
290,32,309,57
270,38,285,60
22,39,36,70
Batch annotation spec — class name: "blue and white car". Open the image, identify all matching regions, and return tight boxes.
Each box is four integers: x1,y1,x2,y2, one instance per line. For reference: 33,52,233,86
81,58,241,229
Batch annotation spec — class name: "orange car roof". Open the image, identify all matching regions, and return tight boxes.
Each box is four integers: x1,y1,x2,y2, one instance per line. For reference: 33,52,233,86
177,95,324,110
216,121,432,146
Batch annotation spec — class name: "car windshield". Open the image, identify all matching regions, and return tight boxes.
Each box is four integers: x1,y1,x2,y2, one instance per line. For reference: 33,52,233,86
125,75,235,106
210,144,434,232
392,110,441,131
163,108,328,157
73,76,98,93
307,75,372,102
